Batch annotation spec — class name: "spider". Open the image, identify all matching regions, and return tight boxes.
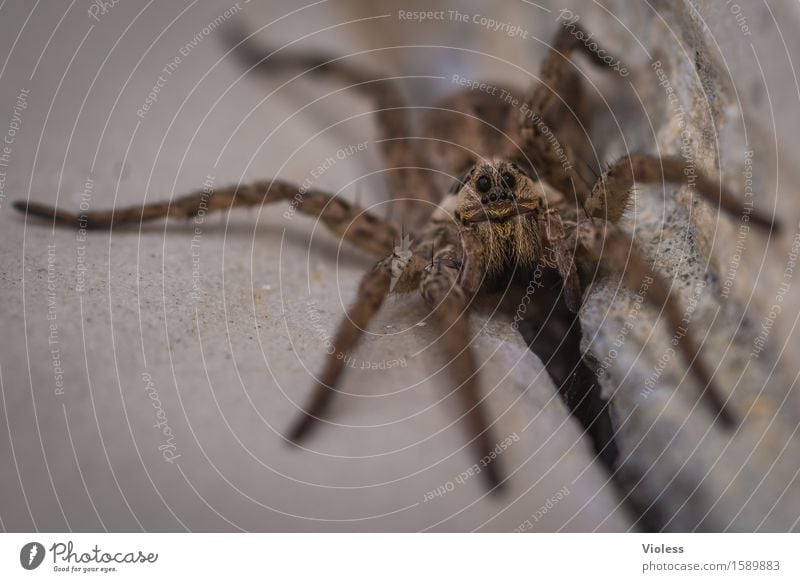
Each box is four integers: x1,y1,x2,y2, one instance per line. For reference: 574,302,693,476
14,22,776,493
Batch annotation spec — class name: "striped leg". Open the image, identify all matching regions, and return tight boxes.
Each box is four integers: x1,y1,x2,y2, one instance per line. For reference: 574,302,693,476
222,25,440,230
288,251,425,442
13,180,397,257
421,251,505,492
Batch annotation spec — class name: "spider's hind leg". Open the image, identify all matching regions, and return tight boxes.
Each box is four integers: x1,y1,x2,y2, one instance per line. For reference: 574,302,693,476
516,21,627,197
222,26,440,229
420,247,505,492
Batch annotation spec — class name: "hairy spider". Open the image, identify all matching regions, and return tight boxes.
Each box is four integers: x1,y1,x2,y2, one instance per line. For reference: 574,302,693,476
14,23,776,493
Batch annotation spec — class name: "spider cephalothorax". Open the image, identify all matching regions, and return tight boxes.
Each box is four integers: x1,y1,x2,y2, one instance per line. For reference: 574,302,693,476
440,160,548,276
14,21,778,493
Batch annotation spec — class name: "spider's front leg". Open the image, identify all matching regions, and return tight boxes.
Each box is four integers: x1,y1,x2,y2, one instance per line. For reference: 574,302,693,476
222,25,440,230
420,232,505,492
584,153,778,230
288,248,425,442
572,220,736,427
14,180,397,257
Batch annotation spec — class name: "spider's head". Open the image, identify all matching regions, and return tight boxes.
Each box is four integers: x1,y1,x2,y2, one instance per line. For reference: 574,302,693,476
437,160,548,274
448,160,544,225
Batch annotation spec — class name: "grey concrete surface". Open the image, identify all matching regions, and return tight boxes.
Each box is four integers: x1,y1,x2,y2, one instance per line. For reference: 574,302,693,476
1,0,799,532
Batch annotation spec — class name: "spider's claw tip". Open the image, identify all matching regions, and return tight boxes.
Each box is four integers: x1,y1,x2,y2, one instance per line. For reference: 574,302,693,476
287,413,316,444
482,461,508,496
745,210,781,233
716,406,737,431
12,200,28,213
766,217,782,234
488,479,508,497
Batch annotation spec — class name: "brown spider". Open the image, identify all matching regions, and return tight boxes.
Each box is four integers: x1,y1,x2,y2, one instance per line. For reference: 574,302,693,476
14,23,776,493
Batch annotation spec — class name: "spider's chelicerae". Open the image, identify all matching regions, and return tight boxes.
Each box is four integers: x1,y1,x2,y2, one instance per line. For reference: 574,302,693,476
15,23,776,492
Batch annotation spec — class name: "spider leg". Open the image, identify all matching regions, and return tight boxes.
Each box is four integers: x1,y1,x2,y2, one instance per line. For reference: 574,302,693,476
13,180,397,257
420,243,505,492
222,25,439,230
584,153,777,229
288,252,425,442
539,210,582,312
517,22,626,196
573,221,736,427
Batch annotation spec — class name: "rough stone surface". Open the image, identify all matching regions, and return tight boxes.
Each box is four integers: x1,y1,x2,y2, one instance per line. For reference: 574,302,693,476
565,1,800,531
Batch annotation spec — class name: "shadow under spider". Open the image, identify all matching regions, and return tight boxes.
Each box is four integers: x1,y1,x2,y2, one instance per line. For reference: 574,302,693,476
483,267,618,470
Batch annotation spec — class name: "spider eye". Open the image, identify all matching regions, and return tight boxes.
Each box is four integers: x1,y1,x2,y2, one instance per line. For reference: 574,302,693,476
501,172,516,190
476,175,491,193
